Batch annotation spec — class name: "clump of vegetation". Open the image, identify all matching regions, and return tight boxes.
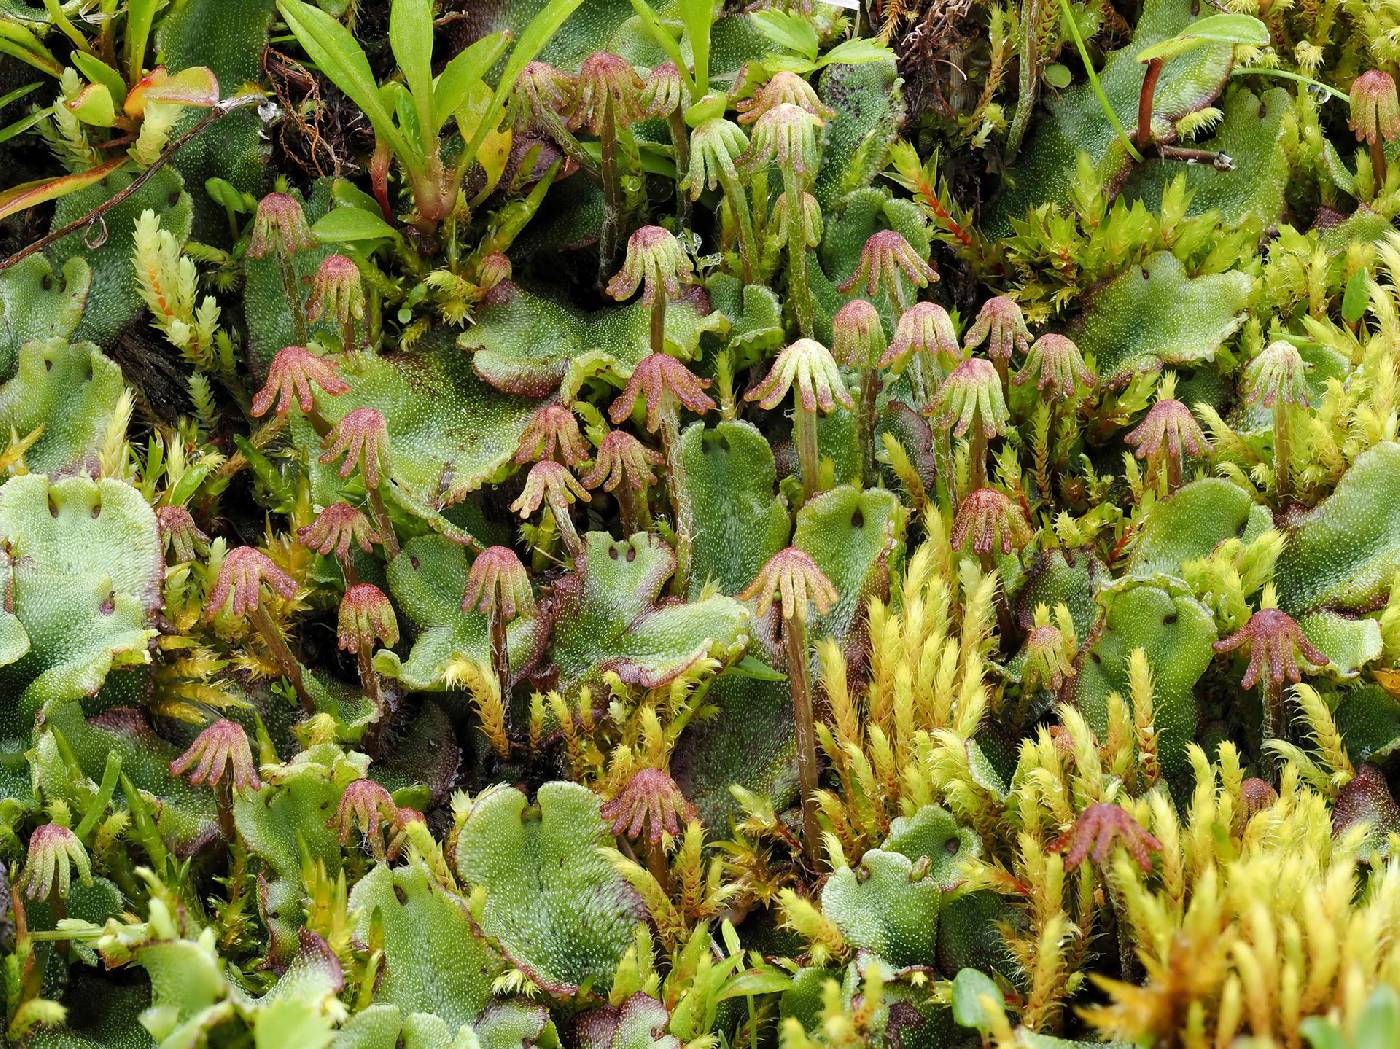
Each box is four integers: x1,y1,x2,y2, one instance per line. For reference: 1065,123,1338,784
1,0,1399,1046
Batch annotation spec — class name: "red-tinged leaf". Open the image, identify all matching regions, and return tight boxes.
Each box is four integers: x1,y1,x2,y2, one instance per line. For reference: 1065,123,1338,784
0,158,129,222
64,83,117,128
124,66,219,118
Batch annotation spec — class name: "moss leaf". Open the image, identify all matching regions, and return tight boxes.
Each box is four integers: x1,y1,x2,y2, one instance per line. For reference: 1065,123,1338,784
47,168,192,348
986,0,1234,233
0,475,160,718
348,862,504,1028
454,781,646,994
1071,251,1251,387
1119,87,1291,226
1127,478,1269,582
578,993,680,1049
462,285,725,400
1073,584,1216,784
376,535,540,693
681,420,791,599
0,339,125,476
1275,442,1400,613
544,532,750,693
671,676,797,831
313,331,540,510
820,851,944,968
794,486,904,646
0,256,89,379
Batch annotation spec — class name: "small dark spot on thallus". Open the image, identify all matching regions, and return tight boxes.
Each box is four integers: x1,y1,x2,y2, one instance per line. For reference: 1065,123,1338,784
945,837,960,855
1163,612,1178,625
393,885,408,905
852,509,864,528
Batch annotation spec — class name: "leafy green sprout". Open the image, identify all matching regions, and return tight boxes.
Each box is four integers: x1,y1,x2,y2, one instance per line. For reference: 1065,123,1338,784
276,0,583,231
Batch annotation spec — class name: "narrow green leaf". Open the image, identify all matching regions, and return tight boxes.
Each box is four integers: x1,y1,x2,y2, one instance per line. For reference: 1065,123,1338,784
1055,0,1143,162
462,0,583,164
331,178,384,214
761,54,818,75
168,464,212,507
0,79,40,112
1299,1018,1347,1049
1229,64,1348,102
66,83,116,127
73,751,122,838
951,968,1003,1031
728,655,786,682
0,23,63,77
817,36,896,67
71,54,127,104
387,79,421,145
0,157,127,221
312,206,402,244
389,0,435,148
1355,986,1400,1049
123,0,159,82
1342,267,1370,325
627,0,693,96
716,970,793,1000
433,31,510,130
1136,13,1270,62
749,10,819,61
0,107,50,147
679,0,712,93
129,66,220,111
205,177,256,214
276,0,416,167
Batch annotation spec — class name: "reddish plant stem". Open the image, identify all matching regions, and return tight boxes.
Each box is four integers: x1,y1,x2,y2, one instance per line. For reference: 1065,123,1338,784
795,406,821,502
276,248,307,344
784,615,822,870
12,892,39,1001
660,412,694,595
969,427,989,494
646,837,670,894
370,138,393,222
667,111,692,230
1274,402,1292,502
651,290,667,357
488,609,511,726
909,175,974,248
368,488,400,559
1165,452,1182,494
358,646,390,755
1261,678,1285,782
0,97,263,273
617,482,643,537
857,367,880,488
1134,59,1164,152
215,777,236,846
250,604,314,714
598,108,623,283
